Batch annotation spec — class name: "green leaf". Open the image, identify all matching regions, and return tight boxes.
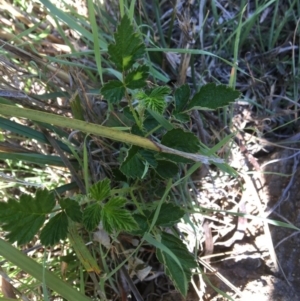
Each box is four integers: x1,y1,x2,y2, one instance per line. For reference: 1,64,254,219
101,80,125,104
155,160,178,178
131,214,150,235
186,83,240,111
101,197,138,233
40,212,69,246
150,203,184,227
161,128,200,153
120,146,145,178
138,150,157,167
83,203,102,231
60,198,82,223
175,84,190,112
173,112,190,123
125,65,149,89
89,178,111,201
108,15,145,71
156,233,197,296
137,86,170,114
0,189,55,245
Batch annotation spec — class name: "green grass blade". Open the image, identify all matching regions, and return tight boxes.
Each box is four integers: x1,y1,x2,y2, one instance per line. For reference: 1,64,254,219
0,117,73,153
0,152,77,167
39,0,107,49
87,0,104,85
0,238,92,301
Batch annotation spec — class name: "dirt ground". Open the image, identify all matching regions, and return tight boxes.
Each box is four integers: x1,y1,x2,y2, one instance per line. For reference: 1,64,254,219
204,147,300,301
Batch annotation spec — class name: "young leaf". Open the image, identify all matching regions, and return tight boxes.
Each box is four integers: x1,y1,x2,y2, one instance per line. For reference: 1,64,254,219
108,15,145,71
155,160,179,179
156,232,197,296
89,178,111,201
0,189,55,245
83,203,102,231
101,197,138,233
60,198,82,223
125,65,149,89
136,86,170,114
150,203,184,227
40,212,69,246
101,80,125,104
174,84,190,112
186,83,240,111
120,146,145,178
161,128,200,153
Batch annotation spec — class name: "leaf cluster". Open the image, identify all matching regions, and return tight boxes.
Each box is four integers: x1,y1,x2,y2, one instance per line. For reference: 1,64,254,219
0,190,81,246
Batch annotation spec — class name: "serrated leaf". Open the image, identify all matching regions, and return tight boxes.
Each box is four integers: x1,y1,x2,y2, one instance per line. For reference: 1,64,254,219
120,146,145,178
101,197,138,233
186,83,240,111
150,203,184,227
40,212,69,246
60,198,82,223
83,203,102,231
137,86,170,114
131,214,150,235
108,15,145,71
89,178,111,201
174,84,190,112
156,232,197,296
101,80,125,104
138,150,157,167
125,65,149,89
161,128,200,153
0,189,55,245
155,160,178,178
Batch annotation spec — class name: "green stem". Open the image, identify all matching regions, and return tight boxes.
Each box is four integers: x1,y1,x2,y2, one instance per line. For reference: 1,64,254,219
0,104,223,164
0,104,158,151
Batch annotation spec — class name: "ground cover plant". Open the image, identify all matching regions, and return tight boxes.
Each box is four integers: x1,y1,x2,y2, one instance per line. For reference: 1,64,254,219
0,0,299,300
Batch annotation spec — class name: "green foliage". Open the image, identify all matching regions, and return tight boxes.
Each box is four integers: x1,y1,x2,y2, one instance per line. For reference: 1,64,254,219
186,83,240,111
40,212,69,246
0,189,83,246
174,84,190,112
83,178,138,233
101,197,138,233
150,203,185,227
101,80,126,103
89,178,111,201
161,128,200,153
98,16,239,296
83,203,102,231
136,86,171,114
120,146,146,178
108,15,145,71
125,65,149,89
156,232,197,296
0,12,243,299
0,190,55,245
60,198,82,223
155,160,179,178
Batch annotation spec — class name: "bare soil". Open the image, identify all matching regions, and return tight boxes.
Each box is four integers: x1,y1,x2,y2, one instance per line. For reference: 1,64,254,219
204,147,300,301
